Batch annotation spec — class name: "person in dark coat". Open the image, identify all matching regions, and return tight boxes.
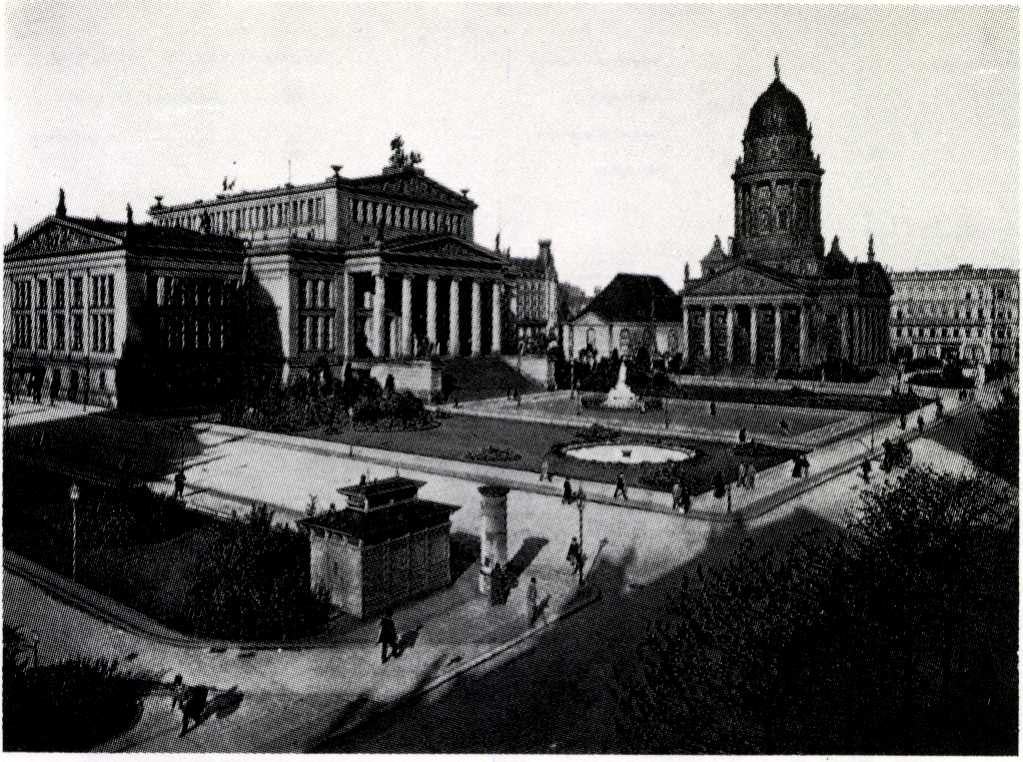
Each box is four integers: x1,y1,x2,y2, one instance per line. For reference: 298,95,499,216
709,400,717,417
566,538,583,574
49,373,59,406
378,609,399,663
861,457,872,484
738,427,747,443
179,684,209,736
173,469,187,501
613,472,628,501
917,414,925,435
562,478,573,504
713,470,726,499
899,412,907,431
791,456,802,479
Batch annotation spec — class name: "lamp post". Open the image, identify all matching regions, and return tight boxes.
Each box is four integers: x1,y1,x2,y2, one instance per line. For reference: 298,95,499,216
68,481,80,581
575,489,586,588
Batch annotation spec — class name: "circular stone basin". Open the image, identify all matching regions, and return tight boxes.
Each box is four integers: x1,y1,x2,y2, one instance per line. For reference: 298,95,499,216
566,443,695,464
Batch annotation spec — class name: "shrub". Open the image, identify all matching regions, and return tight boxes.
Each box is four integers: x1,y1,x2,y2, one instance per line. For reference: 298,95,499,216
573,423,622,443
637,459,696,491
466,445,522,463
581,393,606,409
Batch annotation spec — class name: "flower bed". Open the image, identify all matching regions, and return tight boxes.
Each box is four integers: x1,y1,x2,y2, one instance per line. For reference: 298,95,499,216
466,445,522,463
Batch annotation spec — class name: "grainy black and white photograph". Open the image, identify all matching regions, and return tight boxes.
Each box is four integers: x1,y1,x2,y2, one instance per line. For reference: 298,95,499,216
2,2,1019,754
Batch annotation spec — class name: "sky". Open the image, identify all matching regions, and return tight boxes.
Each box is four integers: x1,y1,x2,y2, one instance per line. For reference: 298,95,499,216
4,3,1019,293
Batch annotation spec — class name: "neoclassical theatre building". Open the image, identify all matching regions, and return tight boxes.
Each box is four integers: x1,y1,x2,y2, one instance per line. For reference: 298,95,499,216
4,141,514,407
682,59,893,371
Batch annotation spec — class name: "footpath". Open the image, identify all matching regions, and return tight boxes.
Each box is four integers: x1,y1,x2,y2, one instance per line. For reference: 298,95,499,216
5,548,599,752
157,385,971,528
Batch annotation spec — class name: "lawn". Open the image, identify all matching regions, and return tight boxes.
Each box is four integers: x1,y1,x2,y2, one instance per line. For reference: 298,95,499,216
302,413,801,496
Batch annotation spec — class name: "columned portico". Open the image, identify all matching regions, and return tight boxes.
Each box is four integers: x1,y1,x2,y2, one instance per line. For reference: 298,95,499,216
470,280,482,356
490,282,501,354
773,303,782,366
448,278,461,356
749,304,758,365
426,276,438,349
681,308,689,363
372,272,386,358
400,275,413,357
798,305,809,365
702,306,711,359
342,271,353,357
725,306,735,365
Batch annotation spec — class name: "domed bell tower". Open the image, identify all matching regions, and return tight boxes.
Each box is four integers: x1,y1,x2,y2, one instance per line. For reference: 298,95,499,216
732,57,825,272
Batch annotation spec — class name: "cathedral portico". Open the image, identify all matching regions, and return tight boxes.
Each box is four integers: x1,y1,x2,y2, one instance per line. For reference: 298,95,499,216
682,59,893,373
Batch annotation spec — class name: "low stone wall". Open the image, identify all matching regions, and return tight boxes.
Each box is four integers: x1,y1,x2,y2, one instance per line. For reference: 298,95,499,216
369,360,442,399
667,369,900,399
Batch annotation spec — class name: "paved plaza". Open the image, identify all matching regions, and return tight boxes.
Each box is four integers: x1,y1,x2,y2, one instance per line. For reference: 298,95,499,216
0,381,1002,751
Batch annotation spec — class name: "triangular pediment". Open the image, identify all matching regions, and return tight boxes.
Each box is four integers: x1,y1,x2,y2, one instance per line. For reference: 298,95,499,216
382,234,504,266
685,263,804,298
5,217,123,259
349,171,474,209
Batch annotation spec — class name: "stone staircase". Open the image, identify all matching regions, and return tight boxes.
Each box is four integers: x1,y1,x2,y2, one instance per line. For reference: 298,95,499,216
440,356,544,401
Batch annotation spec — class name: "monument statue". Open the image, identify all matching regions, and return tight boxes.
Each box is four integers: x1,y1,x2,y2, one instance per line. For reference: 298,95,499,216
603,360,642,410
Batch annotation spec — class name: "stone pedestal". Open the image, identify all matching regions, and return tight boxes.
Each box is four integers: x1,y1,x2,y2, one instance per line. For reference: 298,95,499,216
478,484,510,595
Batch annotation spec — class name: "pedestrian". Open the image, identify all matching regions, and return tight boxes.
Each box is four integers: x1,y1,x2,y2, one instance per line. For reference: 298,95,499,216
861,456,872,484
917,414,925,435
539,457,549,483
899,411,907,431
170,674,186,712
738,426,747,443
49,373,59,406
566,537,581,571
737,462,748,490
791,456,802,479
490,564,507,605
173,468,186,501
680,480,691,513
746,462,757,490
713,470,726,499
179,684,208,736
726,483,732,513
672,480,684,511
562,478,573,504
613,471,628,501
935,397,944,419
526,577,539,626
709,400,716,417
800,454,810,477
378,609,399,663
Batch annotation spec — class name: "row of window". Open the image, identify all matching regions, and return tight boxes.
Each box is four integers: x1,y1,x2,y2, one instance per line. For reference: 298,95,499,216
159,316,232,352
893,325,1013,340
298,315,335,353
893,304,1015,320
351,198,466,236
895,284,1016,300
11,275,111,352
300,278,333,310
155,277,238,309
159,196,326,233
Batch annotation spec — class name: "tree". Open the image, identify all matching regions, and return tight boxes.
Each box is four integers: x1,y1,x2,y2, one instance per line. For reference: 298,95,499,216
616,468,1017,754
969,386,1018,482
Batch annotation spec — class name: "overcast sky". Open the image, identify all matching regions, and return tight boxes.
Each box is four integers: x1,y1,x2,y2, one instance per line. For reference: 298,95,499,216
5,3,1018,293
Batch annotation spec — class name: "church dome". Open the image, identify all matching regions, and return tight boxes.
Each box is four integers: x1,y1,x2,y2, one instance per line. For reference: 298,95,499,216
743,61,809,142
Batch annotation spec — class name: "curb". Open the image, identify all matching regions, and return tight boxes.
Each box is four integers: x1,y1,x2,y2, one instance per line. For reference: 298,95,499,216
308,584,603,751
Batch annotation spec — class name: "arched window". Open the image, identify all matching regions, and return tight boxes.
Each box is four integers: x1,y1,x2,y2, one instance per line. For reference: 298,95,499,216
619,328,632,355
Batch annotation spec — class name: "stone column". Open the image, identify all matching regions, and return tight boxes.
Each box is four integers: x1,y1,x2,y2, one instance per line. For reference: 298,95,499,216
341,271,353,357
749,304,758,366
725,305,735,365
798,305,809,366
400,275,413,357
426,275,438,349
372,273,386,358
702,306,711,360
470,280,482,356
478,484,509,595
773,303,783,367
491,281,502,354
681,307,690,363
448,278,461,356
840,304,850,360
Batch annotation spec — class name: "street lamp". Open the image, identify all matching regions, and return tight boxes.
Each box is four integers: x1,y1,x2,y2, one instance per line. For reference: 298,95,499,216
68,481,80,581
575,489,586,588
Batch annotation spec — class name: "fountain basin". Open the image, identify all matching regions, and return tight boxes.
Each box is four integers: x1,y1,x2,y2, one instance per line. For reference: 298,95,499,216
565,443,695,464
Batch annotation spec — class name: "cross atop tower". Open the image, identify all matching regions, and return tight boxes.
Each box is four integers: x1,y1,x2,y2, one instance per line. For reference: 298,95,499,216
774,55,780,80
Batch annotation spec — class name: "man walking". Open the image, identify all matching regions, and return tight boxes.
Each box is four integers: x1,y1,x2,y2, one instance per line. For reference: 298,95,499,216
562,478,573,504
917,413,925,435
566,537,583,575
173,468,187,501
613,471,628,501
378,609,399,664
526,577,540,626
